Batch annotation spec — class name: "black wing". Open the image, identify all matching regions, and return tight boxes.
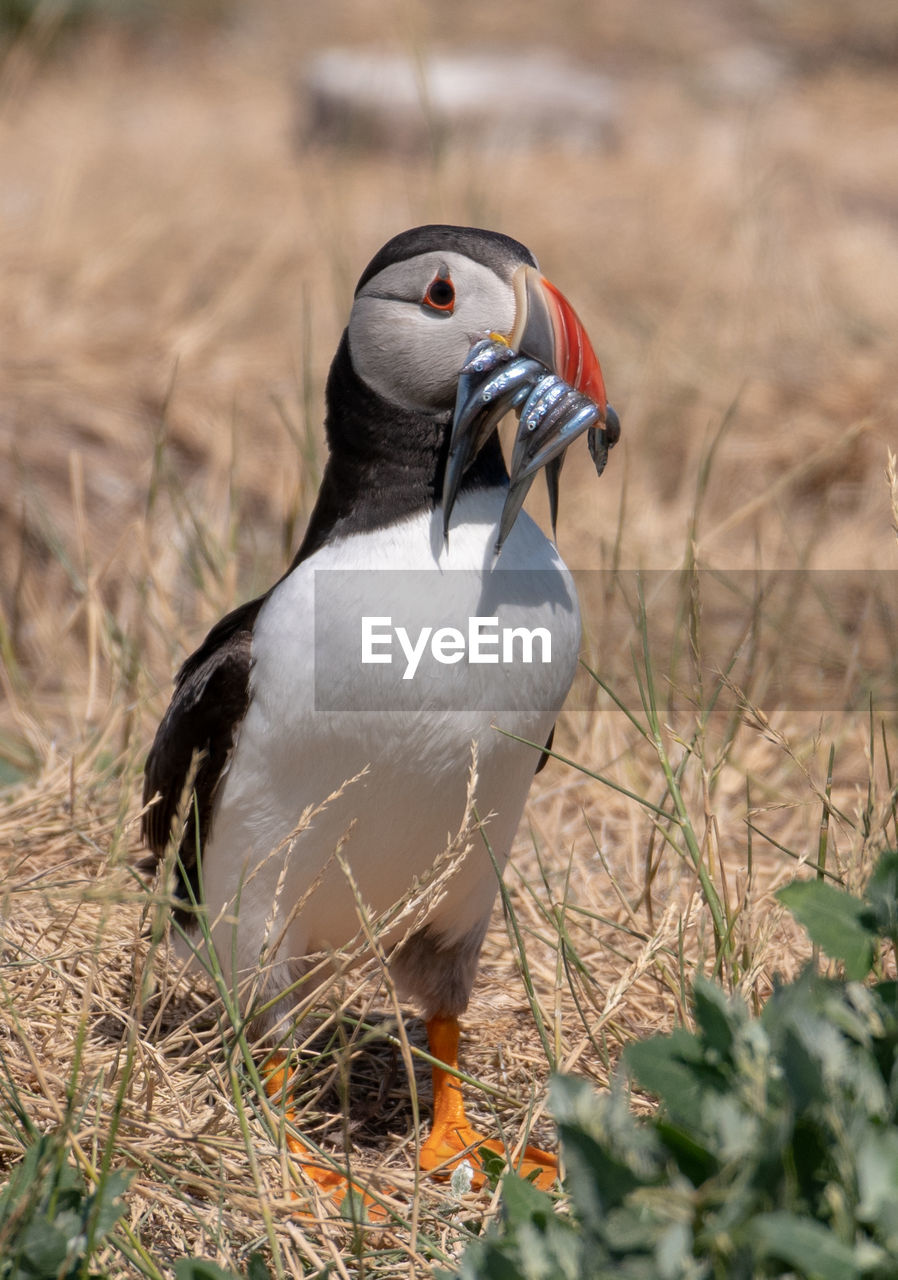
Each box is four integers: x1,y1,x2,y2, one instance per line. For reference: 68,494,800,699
141,595,266,912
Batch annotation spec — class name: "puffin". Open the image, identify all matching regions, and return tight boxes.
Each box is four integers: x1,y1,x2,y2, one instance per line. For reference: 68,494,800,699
142,224,618,1199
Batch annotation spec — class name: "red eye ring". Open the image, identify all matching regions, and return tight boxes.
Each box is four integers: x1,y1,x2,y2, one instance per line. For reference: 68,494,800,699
422,272,455,313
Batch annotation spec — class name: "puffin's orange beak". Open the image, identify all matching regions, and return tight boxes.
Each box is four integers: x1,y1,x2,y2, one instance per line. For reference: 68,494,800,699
508,265,609,421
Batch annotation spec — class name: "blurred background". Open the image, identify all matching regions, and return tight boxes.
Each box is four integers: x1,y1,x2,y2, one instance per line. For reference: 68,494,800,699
1,0,896,768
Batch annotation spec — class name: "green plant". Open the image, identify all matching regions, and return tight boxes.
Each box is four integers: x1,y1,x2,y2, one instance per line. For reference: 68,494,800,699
174,1257,273,1280
450,851,898,1280
0,1130,129,1280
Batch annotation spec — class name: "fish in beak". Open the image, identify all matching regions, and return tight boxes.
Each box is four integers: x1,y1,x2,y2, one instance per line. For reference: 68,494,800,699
442,265,620,556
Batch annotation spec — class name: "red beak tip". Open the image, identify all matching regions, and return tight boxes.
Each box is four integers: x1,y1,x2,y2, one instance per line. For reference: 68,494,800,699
540,276,607,409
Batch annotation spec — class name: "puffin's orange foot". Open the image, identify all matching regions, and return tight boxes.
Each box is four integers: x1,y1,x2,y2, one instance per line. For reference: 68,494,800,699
263,1054,386,1221
422,1015,558,1192
420,1120,558,1190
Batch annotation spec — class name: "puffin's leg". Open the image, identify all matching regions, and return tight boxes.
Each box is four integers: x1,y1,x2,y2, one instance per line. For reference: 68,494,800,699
419,1014,558,1190
263,1053,384,1216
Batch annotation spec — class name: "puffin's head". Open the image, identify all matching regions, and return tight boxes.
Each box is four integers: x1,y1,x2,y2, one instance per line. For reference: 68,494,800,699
348,224,609,418
343,225,618,552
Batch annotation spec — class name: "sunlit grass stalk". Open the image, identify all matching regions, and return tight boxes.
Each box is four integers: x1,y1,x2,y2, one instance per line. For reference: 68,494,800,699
817,743,835,882
746,818,843,884
882,722,898,847
477,809,555,1071
634,576,728,963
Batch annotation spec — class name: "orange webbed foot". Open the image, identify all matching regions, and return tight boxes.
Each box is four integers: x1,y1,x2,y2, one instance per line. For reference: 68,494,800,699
420,1119,558,1190
421,1015,558,1191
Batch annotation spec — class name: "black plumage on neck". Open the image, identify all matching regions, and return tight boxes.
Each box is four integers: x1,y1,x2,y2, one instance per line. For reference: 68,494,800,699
293,331,507,565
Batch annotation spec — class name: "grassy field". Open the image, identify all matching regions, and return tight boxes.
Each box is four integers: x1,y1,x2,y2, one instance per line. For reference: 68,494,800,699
1,1,897,1275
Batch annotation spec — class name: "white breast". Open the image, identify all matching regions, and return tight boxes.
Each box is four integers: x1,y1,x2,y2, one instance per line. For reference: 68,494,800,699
194,488,580,1001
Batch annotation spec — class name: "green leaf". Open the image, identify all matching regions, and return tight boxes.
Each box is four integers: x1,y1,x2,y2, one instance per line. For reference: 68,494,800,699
653,1121,716,1186
548,1073,602,1134
656,1220,693,1280
624,1032,707,1131
87,1169,131,1239
174,1262,242,1280
780,1024,826,1109
246,1256,274,1280
0,1141,42,1222
19,1218,69,1272
857,1127,898,1248
692,977,741,1060
453,1172,584,1280
498,1171,556,1229
701,1094,759,1163
556,1121,640,1224
750,1211,862,1280
478,1145,509,1190
602,1204,662,1254
865,849,898,942
777,879,875,979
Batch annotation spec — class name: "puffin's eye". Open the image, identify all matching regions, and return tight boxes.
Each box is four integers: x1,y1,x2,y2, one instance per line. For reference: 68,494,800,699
422,272,455,314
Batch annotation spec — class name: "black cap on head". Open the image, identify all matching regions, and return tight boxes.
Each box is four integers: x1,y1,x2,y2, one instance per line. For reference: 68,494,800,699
355,224,538,294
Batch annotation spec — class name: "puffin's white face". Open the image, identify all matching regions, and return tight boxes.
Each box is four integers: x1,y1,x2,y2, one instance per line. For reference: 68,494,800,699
348,250,519,412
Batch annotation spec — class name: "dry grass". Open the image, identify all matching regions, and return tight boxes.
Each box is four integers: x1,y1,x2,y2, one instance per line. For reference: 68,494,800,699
1,2,897,1275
